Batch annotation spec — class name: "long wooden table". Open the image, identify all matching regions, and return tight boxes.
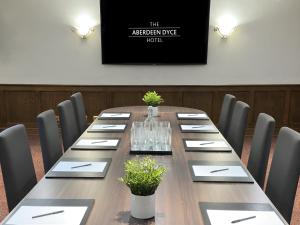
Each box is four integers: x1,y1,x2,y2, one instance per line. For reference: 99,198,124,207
2,106,288,225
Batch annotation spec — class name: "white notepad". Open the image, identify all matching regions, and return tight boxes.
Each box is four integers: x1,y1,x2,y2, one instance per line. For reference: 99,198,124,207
90,124,126,130
6,206,88,225
192,165,248,177
76,139,119,147
207,209,284,225
181,125,215,131
52,161,107,172
100,113,130,118
177,113,208,119
186,140,227,148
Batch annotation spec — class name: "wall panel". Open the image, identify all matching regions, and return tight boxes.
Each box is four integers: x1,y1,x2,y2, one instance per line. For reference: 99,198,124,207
5,90,39,127
253,91,287,127
0,85,299,133
40,91,71,114
0,91,5,126
289,91,300,128
182,92,214,118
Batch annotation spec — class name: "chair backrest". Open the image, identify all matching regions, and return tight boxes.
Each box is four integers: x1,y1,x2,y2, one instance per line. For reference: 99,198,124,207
0,124,37,211
218,94,236,138
247,113,275,188
226,101,250,158
37,109,63,173
57,100,80,151
265,127,300,223
70,92,88,134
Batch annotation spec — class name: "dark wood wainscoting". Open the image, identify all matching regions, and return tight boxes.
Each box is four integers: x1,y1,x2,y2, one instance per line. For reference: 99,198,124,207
0,85,300,133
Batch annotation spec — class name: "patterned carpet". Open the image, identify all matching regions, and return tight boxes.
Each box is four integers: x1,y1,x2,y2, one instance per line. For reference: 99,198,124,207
0,135,299,224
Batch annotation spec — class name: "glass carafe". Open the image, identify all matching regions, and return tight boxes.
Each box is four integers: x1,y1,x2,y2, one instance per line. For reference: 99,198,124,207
143,106,158,150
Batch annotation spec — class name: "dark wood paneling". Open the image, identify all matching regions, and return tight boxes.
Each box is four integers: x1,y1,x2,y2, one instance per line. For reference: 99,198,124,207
182,91,214,117
80,91,109,120
253,91,286,127
160,92,182,106
40,91,71,114
0,90,5,126
0,85,299,132
112,91,143,107
289,91,300,128
5,91,39,127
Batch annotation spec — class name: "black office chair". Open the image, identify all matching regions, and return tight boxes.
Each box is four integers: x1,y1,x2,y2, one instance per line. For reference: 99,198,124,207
0,124,37,211
37,109,63,173
218,94,236,138
265,127,300,223
247,113,275,188
71,92,88,134
57,100,80,151
226,101,250,158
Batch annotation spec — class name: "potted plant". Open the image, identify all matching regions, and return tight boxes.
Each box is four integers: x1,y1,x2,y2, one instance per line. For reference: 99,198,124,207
119,156,167,219
142,91,164,116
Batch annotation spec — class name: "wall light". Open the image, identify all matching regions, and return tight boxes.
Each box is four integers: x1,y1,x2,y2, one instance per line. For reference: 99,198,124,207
214,15,237,39
72,15,95,39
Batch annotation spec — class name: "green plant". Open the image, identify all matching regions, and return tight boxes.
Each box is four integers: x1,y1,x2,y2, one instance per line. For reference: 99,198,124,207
142,91,164,107
119,157,167,196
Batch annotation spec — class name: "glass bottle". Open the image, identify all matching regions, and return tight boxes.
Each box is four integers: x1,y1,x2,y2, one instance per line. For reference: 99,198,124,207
143,106,157,150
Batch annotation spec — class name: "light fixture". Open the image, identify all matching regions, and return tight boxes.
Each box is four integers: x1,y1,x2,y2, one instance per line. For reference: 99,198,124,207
214,15,237,39
72,14,95,39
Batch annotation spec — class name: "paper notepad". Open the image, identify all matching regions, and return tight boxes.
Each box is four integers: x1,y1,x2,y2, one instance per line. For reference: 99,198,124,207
192,165,248,177
52,161,107,173
177,113,208,119
6,206,88,225
89,124,126,130
76,139,119,147
186,140,227,148
99,113,130,118
207,209,284,225
180,125,215,131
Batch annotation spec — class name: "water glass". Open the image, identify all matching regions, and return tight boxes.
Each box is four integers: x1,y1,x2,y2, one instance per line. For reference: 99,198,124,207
131,122,144,150
158,121,171,151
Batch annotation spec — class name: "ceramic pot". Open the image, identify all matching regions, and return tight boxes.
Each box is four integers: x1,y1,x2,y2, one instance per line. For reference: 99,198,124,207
131,193,155,219
148,106,158,117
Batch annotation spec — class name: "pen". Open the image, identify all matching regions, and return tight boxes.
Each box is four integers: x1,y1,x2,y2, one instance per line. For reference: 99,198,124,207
210,168,229,173
199,141,214,145
32,210,64,219
102,125,116,128
191,125,204,128
91,140,107,144
187,114,198,116
110,113,122,116
231,216,256,223
71,163,92,169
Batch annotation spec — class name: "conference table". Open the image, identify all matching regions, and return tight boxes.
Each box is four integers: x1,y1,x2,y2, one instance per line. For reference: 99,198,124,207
2,106,288,225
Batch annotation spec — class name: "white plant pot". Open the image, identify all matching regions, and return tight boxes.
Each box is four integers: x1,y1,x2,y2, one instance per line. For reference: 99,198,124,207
131,193,155,219
148,106,159,117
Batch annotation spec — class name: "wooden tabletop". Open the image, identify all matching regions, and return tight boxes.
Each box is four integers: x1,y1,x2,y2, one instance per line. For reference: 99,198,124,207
5,106,288,225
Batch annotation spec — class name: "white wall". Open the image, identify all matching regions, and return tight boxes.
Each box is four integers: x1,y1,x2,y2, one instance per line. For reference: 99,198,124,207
0,0,299,85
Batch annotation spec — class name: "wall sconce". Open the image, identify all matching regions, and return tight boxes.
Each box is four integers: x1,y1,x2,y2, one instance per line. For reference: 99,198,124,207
72,15,95,39
214,15,237,39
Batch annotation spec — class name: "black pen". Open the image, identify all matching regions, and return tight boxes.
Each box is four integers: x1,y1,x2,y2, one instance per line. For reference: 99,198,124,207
231,215,256,223
199,141,214,145
71,163,92,169
210,168,229,173
32,210,64,219
91,140,107,144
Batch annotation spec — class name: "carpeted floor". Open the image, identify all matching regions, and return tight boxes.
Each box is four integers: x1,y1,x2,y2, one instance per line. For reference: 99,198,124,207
0,135,299,224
